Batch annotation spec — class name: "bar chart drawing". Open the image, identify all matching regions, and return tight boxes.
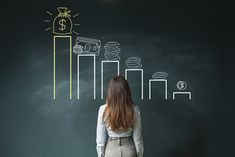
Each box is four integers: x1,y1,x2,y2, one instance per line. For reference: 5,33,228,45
50,32,193,101
125,69,144,99
76,54,96,99
149,79,168,100
101,61,120,99
44,8,195,101
173,92,192,100
53,35,72,100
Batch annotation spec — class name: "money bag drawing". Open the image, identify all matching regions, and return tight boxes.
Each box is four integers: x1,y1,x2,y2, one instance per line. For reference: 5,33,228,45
53,7,73,35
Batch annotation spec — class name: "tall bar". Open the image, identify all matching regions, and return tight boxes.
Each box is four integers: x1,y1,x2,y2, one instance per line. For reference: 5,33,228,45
77,54,96,99
53,35,72,100
101,61,120,99
149,79,168,100
125,69,143,99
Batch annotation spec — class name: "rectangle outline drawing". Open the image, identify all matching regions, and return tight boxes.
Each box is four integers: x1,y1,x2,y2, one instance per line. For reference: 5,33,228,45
125,69,143,99
149,79,168,100
53,36,72,100
77,54,96,99
173,92,191,100
101,61,120,99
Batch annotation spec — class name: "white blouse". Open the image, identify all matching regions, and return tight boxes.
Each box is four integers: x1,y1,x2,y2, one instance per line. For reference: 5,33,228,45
96,104,144,157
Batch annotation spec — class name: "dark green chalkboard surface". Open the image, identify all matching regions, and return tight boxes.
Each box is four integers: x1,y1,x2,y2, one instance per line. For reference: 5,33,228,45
1,0,231,157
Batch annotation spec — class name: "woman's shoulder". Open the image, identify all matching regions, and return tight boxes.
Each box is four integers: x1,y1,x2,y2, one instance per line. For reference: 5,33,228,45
133,104,141,116
98,104,107,113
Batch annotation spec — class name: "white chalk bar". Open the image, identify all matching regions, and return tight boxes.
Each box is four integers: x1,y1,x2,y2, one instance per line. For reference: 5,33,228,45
125,69,143,99
77,54,96,99
101,61,120,99
149,79,168,100
53,35,72,100
173,92,192,100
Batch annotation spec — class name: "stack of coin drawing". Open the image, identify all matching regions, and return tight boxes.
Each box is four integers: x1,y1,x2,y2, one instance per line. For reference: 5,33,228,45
152,72,168,79
125,57,142,69
104,42,120,60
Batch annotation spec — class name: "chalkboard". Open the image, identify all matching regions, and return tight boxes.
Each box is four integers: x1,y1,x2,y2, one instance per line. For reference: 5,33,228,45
1,0,228,157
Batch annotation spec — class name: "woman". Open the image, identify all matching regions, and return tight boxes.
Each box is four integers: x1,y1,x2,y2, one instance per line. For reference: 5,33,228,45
96,75,144,157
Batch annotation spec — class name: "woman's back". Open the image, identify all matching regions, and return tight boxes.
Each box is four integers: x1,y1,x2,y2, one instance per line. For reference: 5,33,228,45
98,104,140,137
96,76,144,157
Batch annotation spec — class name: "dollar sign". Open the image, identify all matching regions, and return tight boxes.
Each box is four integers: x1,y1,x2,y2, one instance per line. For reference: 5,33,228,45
59,19,66,31
177,81,187,90
180,82,184,89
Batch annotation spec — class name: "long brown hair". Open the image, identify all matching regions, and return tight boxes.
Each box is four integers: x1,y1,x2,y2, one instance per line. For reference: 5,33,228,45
103,75,135,132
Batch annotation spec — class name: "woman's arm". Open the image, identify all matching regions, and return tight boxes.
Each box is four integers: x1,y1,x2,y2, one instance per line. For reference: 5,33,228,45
96,105,107,157
133,105,144,157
